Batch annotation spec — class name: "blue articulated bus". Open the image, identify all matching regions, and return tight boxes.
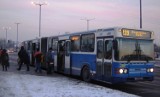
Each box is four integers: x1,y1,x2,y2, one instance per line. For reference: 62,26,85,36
47,27,155,84
24,27,155,84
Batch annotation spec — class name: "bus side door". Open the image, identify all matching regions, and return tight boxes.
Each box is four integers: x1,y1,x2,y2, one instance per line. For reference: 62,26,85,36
96,39,103,79
96,38,112,79
103,39,112,78
54,41,58,71
41,37,48,67
65,40,71,74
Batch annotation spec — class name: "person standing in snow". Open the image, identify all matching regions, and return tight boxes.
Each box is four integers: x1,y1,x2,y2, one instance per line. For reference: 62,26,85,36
17,46,30,71
1,49,9,71
34,48,42,73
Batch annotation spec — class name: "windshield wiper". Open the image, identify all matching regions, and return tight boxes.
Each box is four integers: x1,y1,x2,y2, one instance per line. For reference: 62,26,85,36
121,54,146,62
140,55,153,63
121,54,131,62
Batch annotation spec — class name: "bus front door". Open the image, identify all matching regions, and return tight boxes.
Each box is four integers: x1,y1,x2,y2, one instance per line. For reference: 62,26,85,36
96,38,112,80
56,40,71,74
64,40,71,74
57,41,65,73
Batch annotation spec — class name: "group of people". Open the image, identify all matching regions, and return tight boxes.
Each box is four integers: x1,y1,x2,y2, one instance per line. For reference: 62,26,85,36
0,49,9,71
17,46,54,74
0,46,54,74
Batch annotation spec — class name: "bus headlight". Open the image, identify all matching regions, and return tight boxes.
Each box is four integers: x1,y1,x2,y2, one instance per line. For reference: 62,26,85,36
119,69,123,74
150,68,154,72
116,68,128,74
147,68,154,73
123,68,128,74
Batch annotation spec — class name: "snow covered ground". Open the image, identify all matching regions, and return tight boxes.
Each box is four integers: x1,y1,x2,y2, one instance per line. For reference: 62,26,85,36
0,71,138,97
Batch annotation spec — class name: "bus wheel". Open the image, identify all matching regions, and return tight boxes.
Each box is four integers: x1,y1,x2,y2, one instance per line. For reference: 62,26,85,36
82,66,91,82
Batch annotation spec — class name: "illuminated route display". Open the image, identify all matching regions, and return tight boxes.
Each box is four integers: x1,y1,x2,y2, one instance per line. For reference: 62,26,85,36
121,28,152,39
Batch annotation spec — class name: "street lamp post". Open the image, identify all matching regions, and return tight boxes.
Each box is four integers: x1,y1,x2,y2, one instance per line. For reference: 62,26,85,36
3,27,10,48
31,1,47,38
81,18,95,31
15,23,20,51
31,1,47,51
140,0,142,29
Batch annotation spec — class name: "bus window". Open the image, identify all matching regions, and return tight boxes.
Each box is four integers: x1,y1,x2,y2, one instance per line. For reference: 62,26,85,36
27,41,31,51
113,40,119,60
36,42,40,50
48,38,52,50
81,34,95,52
117,38,154,61
52,38,58,51
70,35,80,51
53,41,57,51
104,40,112,59
97,40,103,59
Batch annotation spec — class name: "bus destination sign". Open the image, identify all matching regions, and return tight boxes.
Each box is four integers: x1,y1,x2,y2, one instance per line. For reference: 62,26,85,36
121,28,151,39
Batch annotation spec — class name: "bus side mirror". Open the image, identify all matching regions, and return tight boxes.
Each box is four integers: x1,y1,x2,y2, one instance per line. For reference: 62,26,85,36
113,40,118,50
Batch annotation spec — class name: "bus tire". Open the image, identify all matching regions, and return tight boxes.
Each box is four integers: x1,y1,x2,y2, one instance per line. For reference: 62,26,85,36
82,66,91,82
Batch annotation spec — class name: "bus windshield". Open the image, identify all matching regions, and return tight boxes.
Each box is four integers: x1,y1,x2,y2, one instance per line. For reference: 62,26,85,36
114,38,154,61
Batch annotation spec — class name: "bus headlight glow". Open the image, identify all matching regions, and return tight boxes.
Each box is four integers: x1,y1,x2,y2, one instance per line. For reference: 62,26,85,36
119,69,124,74
147,68,154,73
116,68,128,74
123,69,128,74
150,68,154,72
147,68,154,72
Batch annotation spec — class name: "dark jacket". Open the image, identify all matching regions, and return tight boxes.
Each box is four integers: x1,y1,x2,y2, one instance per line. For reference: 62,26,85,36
46,51,53,63
1,50,9,66
18,49,29,64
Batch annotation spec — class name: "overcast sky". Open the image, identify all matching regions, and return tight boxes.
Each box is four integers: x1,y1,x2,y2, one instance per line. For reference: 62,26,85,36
0,0,160,44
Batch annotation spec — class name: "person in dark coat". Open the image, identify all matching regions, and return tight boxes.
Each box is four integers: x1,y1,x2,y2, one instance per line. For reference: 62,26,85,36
1,49,9,71
17,46,30,71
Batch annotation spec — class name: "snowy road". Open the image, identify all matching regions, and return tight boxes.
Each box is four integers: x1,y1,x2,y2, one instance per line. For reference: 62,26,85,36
0,53,139,97
0,71,138,97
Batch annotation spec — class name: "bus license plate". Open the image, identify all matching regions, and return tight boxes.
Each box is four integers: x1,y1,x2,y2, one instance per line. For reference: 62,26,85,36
50,62,54,64
135,77,143,80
